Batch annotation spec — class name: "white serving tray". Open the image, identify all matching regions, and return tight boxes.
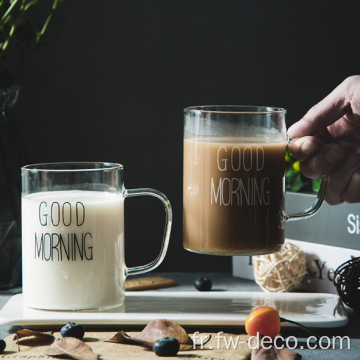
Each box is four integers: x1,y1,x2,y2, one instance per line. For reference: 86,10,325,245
0,292,348,328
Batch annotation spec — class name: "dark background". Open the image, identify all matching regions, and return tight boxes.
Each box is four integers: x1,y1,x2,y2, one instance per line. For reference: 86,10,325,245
13,0,360,272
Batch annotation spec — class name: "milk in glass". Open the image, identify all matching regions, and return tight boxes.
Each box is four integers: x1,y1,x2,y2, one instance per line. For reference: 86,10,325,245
22,190,124,310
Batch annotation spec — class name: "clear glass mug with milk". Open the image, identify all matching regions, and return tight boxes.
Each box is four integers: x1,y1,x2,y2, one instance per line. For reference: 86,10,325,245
22,162,172,310
183,106,327,256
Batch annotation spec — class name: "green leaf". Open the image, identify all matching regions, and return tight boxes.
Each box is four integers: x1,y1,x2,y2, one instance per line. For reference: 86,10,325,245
286,167,298,179
291,173,303,192
285,162,293,171
24,0,40,11
286,149,295,161
12,287,22,295
33,25,41,42
1,0,20,25
312,178,321,193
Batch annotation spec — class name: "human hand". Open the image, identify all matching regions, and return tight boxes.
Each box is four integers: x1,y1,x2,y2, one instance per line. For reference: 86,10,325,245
288,75,360,205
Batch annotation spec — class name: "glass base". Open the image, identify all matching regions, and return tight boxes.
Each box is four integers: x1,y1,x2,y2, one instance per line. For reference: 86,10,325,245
184,246,284,256
24,299,125,312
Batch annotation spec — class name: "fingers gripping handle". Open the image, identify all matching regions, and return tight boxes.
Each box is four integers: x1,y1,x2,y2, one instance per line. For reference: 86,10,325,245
284,178,328,222
124,188,172,276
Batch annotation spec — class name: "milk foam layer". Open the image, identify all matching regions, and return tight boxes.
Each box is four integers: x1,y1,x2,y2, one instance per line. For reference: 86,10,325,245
185,121,284,141
22,190,125,310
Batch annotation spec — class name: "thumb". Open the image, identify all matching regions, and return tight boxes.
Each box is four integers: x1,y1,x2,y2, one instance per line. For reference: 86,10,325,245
288,77,356,138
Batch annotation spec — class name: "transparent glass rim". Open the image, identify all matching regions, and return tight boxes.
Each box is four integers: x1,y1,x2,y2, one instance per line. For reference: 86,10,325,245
21,162,123,172
184,105,287,114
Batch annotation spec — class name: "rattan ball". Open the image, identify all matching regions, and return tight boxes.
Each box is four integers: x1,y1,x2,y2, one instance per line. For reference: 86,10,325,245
333,256,360,312
253,241,307,292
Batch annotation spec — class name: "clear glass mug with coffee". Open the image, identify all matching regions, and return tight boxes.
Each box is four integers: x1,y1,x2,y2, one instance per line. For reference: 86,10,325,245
183,106,327,256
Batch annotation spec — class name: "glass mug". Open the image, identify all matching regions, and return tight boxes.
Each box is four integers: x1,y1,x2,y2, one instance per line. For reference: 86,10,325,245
22,162,172,310
183,106,327,256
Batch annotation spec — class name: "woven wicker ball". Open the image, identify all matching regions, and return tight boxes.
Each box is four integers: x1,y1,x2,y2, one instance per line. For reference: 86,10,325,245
253,241,307,292
333,256,360,312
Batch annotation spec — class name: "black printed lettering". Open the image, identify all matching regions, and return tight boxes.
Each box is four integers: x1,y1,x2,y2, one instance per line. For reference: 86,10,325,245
39,201,47,226
73,233,83,260
51,202,60,226
59,234,69,261
51,233,60,261
43,233,51,261
76,202,85,226
84,233,93,260
63,202,72,226
35,233,44,259
314,259,326,280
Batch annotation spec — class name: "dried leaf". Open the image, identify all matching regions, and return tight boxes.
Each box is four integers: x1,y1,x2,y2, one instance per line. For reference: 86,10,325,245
44,337,99,360
105,331,153,347
13,330,54,352
43,341,65,356
134,319,193,344
104,319,210,351
14,329,54,341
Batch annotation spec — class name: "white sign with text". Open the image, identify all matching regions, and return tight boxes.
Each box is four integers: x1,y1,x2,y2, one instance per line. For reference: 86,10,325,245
232,239,360,294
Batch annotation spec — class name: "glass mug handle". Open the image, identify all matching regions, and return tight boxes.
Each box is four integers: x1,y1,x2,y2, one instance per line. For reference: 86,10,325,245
284,136,329,222
284,178,328,222
123,188,172,276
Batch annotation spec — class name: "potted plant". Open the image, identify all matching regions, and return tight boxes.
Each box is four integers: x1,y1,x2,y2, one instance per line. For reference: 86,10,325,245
0,0,62,289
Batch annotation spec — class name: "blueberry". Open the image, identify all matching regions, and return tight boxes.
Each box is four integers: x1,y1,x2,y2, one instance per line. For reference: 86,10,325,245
153,337,180,357
194,277,212,291
0,339,5,353
60,322,84,339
